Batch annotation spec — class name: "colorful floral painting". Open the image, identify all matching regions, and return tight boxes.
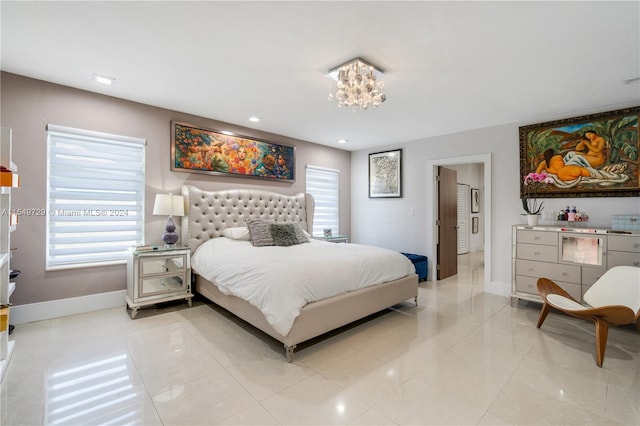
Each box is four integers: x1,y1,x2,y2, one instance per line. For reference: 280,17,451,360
171,121,295,182
519,106,639,198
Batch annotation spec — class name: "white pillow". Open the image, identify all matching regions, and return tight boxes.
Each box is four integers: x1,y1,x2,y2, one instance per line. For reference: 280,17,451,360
221,226,251,241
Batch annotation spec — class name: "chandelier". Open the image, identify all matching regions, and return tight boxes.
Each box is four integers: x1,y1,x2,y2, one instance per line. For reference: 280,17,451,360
327,58,386,111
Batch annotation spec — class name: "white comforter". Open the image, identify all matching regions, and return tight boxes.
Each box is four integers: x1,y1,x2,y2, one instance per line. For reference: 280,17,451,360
191,238,415,336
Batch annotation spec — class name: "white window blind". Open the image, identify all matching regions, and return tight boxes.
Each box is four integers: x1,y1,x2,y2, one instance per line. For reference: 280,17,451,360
305,165,339,236
46,125,146,270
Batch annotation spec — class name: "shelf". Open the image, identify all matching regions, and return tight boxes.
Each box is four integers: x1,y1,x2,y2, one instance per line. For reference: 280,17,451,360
0,340,15,382
1,126,15,378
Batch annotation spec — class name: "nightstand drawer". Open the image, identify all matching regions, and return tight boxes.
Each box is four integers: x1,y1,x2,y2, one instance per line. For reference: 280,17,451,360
140,255,186,276
139,275,186,299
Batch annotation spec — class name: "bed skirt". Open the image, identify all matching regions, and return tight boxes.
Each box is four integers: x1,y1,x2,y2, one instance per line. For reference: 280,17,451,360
194,273,419,360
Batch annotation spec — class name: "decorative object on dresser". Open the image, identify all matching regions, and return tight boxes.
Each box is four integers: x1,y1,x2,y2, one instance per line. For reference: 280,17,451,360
511,225,640,306
536,266,640,367
521,172,553,226
369,149,402,198
126,246,193,318
519,106,639,199
171,121,295,182
153,193,185,247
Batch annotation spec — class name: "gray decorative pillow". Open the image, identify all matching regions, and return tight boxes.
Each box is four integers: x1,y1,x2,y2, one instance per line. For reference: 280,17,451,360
292,222,310,244
270,223,300,247
246,218,274,247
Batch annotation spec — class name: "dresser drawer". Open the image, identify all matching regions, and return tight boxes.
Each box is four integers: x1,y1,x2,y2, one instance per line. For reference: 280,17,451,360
516,243,558,263
581,266,606,286
515,275,581,301
517,230,557,246
515,259,581,284
607,235,640,253
607,251,640,268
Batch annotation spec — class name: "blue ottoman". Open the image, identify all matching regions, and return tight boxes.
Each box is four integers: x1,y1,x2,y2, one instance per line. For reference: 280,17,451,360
401,253,428,281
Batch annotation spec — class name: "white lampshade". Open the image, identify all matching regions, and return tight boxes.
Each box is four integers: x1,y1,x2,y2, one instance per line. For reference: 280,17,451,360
153,194,185,216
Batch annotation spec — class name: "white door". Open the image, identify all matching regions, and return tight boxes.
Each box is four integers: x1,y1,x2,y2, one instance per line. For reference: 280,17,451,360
457,184,470,255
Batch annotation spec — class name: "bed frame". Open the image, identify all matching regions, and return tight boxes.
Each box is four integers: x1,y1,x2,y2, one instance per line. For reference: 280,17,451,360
181,185,418,361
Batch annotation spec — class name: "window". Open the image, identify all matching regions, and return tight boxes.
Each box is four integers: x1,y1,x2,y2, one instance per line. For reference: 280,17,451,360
305,165,339,236
46,125,145,270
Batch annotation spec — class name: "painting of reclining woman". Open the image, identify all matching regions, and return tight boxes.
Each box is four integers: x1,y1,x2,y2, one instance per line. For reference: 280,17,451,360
519,107,639,198
171,121,295,182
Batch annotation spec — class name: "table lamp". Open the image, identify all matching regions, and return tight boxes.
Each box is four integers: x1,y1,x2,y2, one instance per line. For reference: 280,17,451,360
153,193,185,247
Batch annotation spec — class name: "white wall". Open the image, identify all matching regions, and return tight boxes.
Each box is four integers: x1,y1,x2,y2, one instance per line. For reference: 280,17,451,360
351,121,640,297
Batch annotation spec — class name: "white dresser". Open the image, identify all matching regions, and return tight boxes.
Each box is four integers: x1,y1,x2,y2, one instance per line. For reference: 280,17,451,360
511,225,639,305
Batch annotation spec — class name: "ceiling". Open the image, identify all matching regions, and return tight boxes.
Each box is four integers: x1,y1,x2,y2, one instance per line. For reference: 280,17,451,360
1,1,639,151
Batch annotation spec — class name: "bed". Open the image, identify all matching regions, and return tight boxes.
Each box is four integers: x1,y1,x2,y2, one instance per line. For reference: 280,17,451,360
181,185,419,361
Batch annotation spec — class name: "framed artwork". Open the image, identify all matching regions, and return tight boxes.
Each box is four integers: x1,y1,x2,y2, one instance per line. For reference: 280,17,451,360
471,188,480,213
519,106,639,198
472,217,479,234
171,121,295,182
369,149,402,198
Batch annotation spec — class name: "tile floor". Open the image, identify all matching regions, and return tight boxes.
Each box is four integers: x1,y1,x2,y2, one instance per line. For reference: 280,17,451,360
1,251,639,425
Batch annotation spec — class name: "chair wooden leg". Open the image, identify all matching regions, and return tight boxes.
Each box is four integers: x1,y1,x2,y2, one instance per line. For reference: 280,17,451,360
594,318,609,368
537,302,552,328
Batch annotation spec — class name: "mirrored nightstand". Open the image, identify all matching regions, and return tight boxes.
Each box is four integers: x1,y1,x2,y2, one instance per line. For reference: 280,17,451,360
314,234,349,243
126,246,193,318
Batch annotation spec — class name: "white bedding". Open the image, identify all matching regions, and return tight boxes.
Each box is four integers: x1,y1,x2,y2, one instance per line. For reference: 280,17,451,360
191,237,415,336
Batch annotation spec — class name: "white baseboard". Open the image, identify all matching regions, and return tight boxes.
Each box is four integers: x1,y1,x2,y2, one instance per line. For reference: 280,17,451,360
10,290,126,324
485,280,511,298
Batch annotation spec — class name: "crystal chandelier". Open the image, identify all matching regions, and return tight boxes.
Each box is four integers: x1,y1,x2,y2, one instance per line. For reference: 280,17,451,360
327,58,386,111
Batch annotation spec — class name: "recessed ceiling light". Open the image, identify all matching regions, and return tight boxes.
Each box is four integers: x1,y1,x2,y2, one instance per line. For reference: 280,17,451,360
93,74,115,85
221,131,234,136
249,116,260,122
337,139,348,144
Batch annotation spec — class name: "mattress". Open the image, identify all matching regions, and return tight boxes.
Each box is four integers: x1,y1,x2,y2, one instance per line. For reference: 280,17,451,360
191,237,415,336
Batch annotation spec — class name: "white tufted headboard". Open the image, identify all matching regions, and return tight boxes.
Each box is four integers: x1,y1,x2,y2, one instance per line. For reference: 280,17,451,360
181,185,315,252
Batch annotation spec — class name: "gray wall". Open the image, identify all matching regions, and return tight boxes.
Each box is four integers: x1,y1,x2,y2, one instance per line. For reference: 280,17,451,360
351,119,640,296
1,72,351,305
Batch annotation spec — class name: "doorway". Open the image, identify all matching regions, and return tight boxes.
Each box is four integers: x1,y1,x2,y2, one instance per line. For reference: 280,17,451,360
426,154,492,290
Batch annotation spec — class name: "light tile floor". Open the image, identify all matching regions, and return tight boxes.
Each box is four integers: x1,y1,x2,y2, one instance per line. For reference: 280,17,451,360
2,251,639,425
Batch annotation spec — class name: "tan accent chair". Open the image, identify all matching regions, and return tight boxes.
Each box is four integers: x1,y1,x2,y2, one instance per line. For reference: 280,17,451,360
536,266,640,367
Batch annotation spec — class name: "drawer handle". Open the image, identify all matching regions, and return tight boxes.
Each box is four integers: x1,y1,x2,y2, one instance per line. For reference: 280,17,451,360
527,267,534,271
635,261,639,266
562,272,568,276
534,251,540,255
634,243,639,248
534,237,540,240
